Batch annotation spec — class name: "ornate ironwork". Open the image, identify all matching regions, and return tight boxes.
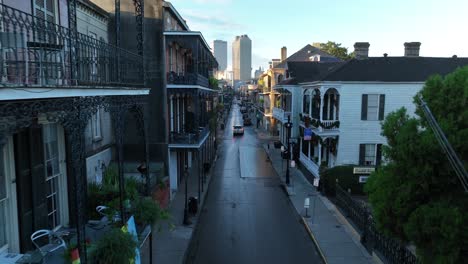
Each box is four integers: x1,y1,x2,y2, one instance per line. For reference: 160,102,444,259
0,95,147,263
0,3,143,87
335,184,419,264
68,0,78,84
133,0,144,56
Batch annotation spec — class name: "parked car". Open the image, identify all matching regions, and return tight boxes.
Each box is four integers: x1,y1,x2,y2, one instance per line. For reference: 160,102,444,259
233,125,244,136
242,113,249,119
240,107,247,113
243,118,252,126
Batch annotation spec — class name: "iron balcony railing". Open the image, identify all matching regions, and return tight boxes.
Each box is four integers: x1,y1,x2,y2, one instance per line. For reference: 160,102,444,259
169,126,210,145
0,3,144,88
167,72,209,88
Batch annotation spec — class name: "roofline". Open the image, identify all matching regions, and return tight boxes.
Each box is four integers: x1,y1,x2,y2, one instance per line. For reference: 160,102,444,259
163,31,211,52
78,0,109,19
163,1,190,31
300,81,426,86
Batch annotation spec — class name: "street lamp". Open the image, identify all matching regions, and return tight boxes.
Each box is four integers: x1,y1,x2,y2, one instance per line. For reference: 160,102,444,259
183,166,191,225
284,115,293,185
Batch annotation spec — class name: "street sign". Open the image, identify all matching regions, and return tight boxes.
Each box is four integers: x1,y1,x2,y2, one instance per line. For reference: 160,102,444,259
304,128,312,141
359,176,369,183
313,178,319,187
353,167,375,174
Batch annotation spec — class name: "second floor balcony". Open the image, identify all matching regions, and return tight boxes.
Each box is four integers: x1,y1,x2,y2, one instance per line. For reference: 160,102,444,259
167,72,209,87
272,107,291,123
0,3,144,88
169,126,210,147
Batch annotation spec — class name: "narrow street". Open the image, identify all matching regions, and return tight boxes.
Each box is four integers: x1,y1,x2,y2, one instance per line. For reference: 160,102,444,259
185,103,323,264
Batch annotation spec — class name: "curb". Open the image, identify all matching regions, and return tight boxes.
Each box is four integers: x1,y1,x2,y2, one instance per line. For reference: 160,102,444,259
301,217,328,264
183,140,220,264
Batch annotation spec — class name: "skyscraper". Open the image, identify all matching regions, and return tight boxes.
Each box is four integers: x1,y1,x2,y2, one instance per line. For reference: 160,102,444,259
213,40,227,71
232,35,252,82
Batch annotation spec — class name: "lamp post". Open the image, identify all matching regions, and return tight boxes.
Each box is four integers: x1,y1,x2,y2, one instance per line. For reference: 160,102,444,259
183,166,191,225
284,115,293,185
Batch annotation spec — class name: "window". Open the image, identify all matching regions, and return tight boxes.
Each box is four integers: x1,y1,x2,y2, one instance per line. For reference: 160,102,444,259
359,144,382,166
89,32,98,77
43,124,61,229
91,108,102,141
34,0,57,42
303,89,311,114
361,94,385,121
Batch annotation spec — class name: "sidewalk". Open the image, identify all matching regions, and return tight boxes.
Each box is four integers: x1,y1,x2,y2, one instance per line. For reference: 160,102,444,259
263,143,374,264
153,132,222,264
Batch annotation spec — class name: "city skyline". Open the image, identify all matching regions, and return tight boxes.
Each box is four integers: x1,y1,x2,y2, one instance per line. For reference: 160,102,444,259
169,0,468,72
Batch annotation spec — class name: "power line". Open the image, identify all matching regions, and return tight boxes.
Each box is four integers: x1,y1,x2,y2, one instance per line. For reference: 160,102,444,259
417,95,468,192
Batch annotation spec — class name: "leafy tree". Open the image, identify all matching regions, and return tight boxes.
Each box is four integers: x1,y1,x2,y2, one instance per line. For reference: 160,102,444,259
319,41,354,60
365,66,468,263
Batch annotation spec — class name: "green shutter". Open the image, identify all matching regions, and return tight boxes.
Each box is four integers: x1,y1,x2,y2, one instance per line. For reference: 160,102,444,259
361,94,368,120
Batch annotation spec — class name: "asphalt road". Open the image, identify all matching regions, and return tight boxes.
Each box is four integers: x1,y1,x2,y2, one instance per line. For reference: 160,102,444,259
185,102,323,264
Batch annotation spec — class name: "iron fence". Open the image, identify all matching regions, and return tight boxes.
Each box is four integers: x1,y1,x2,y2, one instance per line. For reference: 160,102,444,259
335,184,419,264
0,3,144,88
167,72,209,88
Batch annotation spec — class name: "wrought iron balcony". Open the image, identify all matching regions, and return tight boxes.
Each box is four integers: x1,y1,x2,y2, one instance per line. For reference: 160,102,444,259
167,72,209,88
272,107,291,123
0,3,144,88
169,126,210,146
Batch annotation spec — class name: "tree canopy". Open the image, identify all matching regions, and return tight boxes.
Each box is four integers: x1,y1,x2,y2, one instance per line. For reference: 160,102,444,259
365,66,468,263
319,41,354,60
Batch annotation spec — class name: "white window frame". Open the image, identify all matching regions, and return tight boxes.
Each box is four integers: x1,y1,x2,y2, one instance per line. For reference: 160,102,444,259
364,144,377,166
366,94,380,121
0,137,20,253
89,32,98,77
40,123,69,231
91,108,102,141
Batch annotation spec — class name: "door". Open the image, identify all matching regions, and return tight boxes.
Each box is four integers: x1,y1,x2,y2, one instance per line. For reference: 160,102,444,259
14,127,48,253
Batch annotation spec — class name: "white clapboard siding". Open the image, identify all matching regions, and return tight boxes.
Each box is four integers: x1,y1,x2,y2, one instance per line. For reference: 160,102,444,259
335,82,423,165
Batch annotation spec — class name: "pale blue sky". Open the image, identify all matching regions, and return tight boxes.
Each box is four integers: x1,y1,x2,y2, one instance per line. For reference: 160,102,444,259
169,0,468,72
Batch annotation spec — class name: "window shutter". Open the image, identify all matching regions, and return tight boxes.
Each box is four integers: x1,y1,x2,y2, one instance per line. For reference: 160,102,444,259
359,144,365,165
361,94,368,120
379,94,385,120
376,144,382,166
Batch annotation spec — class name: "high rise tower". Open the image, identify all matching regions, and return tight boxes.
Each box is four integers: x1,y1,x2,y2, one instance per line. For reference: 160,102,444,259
213,40,227,71
232,35,252,82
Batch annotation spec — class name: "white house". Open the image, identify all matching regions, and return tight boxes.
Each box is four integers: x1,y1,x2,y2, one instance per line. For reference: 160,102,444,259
280,42,468,178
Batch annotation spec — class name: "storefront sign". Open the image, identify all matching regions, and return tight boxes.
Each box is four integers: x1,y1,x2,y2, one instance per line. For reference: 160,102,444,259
304,128,312,141
353,167,375,174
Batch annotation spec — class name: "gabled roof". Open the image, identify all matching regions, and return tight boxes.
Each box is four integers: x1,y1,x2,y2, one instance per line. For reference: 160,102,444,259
322,57,468,82
275,44,342,69
278,62,345,85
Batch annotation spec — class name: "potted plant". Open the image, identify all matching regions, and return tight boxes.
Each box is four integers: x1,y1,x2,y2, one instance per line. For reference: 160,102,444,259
89,228,137,264
131,197,162,228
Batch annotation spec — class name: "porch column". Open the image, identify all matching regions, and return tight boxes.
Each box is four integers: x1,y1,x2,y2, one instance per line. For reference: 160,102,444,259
319,94,324,122
63,113,89,263
197,149,201,202
177,97,180,132
170,96,174,132
110,106,127,224
318,140,322,165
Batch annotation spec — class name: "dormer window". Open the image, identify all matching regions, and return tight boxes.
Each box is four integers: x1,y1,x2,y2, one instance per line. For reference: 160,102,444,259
309,55,320,62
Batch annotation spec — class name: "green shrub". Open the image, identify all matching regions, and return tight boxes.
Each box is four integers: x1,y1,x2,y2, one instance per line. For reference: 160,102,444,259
321,165,366,196
89,228,137,264
131,197,167,226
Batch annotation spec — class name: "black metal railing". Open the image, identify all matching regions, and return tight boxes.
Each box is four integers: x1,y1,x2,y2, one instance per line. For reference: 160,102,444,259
167,72,209,88
169,126,210,145
0,3,144,87
335,184,419,264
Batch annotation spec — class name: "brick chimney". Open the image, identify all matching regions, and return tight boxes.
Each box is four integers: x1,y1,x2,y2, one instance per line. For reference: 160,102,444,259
281,46,287,62
354,42,370,59
404,42,421,57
